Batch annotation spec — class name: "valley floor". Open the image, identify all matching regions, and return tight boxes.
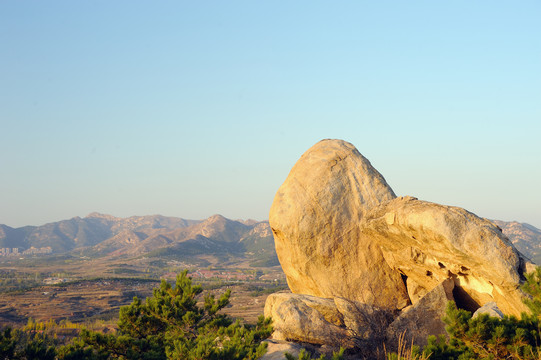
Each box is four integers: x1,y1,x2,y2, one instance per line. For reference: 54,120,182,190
0,254,287,330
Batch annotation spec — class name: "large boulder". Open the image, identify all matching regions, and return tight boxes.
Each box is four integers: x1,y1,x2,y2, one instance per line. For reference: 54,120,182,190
269,139,528,317
269,139,409,309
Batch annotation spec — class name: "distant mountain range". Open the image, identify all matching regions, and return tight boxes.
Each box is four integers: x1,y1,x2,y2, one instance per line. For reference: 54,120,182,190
492,220,541,264
1,214,540,265
0,213,277,266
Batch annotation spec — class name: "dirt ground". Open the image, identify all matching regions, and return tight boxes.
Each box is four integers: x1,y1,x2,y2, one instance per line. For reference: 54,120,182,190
0,253,287,330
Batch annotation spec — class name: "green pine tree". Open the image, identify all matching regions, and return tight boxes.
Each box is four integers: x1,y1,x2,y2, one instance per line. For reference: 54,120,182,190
58,270,272,360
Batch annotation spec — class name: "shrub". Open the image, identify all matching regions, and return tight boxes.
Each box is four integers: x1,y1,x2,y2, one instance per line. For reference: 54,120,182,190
0,327,57,360
57,270,272,359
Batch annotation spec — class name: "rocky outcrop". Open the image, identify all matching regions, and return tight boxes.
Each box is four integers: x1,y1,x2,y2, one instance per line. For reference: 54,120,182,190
267,139,531,349
269,139,408,310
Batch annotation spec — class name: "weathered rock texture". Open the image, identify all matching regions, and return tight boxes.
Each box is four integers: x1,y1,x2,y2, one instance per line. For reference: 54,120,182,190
362,196,527,315
386,279,454,347
473,302,504,319
260,339,304,360
267,139,530,349
264,292,393,349
264,292,351,347
269,139,409,309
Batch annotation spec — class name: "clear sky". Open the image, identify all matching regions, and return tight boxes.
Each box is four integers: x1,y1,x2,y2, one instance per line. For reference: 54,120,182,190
1,1,540,229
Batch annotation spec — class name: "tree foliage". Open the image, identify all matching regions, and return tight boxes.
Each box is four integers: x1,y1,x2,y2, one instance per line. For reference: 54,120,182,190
522,266,541,317
0,327,56,360
63,270,272,359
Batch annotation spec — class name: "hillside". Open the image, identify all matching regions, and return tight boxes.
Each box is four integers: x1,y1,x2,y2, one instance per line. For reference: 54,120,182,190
492,220,541,264
0,214,282,329
0,213,277,266
0,213,200,253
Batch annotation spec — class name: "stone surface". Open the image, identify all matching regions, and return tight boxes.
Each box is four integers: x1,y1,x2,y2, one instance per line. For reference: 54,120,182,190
386,279,455,347
264,292,395,349
406,277,428,305
473,302,504,319
269,139,409,309
260,339,304,360
333,297,394,344
264,292,351,347
362,196,528,315
260,340,335,360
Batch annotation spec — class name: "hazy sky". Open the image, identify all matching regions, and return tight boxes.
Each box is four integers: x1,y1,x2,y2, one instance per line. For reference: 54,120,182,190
1,1,540,228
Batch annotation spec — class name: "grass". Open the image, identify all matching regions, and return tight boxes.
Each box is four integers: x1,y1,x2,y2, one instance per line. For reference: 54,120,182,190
385,331,431,360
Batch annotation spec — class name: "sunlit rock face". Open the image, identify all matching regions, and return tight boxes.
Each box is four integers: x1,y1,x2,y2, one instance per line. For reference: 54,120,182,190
386,278,455,347
269,139,409,310
269,139,529,318
361,196,527,315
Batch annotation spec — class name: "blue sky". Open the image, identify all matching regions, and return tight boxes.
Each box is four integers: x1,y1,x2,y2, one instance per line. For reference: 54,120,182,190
1,1,540,228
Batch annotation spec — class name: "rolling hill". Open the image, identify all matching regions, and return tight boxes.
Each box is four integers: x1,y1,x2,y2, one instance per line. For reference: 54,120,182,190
493,220,541,264
0,213,277,266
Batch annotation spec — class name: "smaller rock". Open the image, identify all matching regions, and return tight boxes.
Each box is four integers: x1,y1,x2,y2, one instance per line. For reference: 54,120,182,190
386,278,454,348
264,293,351,347
260,339,305,360
333,297,394,341
525,261,538,275
406,277,428,305
473,302,504,319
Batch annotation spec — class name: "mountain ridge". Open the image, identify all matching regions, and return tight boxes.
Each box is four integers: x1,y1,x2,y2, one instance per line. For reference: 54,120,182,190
492,220,541,264
0,213,275,264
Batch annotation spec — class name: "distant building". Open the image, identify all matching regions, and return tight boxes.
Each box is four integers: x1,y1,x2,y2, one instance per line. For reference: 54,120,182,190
22,247,52,255
190,269,255,281
0,247,21,257
1,247,52,257
43,277,67,285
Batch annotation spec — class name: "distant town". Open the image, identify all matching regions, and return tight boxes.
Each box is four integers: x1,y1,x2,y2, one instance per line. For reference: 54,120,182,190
0,247,52,257
161,268,256,282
